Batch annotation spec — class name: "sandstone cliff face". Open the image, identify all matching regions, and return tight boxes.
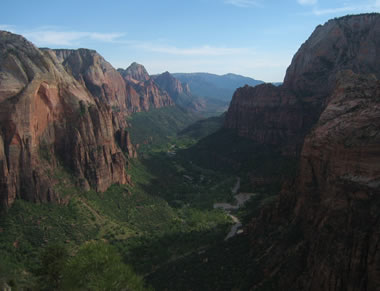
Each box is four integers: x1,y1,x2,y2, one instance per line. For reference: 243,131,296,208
225,84,303,151
118,63,174,113
118,62,150,83
53,48,129,114
290,71,380,291
223,14,380,291
225,13,380,154
247,69,380,290
153,71,205,111
153,71,191,97
0,31,129,210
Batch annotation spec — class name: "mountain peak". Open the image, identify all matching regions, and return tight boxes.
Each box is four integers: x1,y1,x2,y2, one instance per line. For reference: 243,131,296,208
120,62,150,82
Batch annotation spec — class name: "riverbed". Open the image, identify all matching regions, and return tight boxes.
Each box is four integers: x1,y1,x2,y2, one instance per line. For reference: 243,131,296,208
213,177,255,240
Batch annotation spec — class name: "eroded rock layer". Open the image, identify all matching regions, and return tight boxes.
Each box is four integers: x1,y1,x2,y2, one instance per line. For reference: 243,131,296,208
248,71,380,291
118,63,174,113
225,13,380,154
0,31,129,210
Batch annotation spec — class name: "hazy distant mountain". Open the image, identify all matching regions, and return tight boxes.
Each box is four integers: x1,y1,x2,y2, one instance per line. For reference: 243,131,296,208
172,72,264,101
152,72,228,115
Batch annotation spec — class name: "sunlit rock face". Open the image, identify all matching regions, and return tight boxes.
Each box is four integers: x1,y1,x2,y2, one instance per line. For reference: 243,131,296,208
118,63,174,113
153,71,206,111
0,31,129,210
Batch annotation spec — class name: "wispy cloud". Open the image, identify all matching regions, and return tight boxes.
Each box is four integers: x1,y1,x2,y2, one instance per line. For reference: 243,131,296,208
23,30,125,46
224,0,262,8
133,42,252,56
0,25,125,46
0,24,16,32
302,0,380,16
134,51,292,82
297,0,317,5
312,6,358,15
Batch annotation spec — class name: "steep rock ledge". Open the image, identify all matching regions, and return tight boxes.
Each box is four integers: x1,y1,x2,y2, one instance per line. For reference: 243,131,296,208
0,31,129,210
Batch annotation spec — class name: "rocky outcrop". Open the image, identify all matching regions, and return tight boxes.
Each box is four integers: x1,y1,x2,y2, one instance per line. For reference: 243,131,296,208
153,71,205,111
118,62,150,83
248,71,380,291
118,63,174,113
225,84,304,153
291,71,380,290
52,48,129,115
0,31,129,210
225,13,380,154
153,71,190,97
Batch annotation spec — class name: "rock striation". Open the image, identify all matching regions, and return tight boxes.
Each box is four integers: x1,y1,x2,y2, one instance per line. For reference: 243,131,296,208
0,31,130,210
119,62,150,83
52,49,129,115
291,71,380,290
118,63,174,113
153,71,206,111
230,14,380,291
225,13,380,154
248,70,380,291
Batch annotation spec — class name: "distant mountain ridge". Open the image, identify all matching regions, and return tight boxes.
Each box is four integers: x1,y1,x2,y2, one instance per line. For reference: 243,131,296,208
172,72,264,101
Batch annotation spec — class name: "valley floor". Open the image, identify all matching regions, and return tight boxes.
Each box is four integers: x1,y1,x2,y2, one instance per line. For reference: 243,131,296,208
0,111,279,290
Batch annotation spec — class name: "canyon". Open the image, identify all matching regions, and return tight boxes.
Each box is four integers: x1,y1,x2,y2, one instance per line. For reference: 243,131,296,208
224,14,380,291
0,31,214,211
0,13,379,291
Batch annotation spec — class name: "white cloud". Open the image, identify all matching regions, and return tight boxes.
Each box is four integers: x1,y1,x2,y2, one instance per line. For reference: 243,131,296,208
0,26,125,46
298,0,317,5
111,47,293,82
23,30,124,46
224,0,262,8
302,0,380,16
0,24,15,32
134,43,252,56
312,6,357,15
137,52,291,82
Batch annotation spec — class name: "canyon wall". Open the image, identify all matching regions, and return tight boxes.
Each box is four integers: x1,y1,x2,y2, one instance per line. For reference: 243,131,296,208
225,13,380,155
0,31,129,210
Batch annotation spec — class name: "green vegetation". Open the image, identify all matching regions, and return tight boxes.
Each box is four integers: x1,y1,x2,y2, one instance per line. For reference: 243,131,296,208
0,125,235,289
182,128,298,192
0,168,231,289
0,105,294,290
178,114,224,140
128,106,200,152
128,106,226,154
62,242,149,291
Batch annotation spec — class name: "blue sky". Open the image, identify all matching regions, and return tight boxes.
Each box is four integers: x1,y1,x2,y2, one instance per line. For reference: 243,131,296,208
1,0,380,82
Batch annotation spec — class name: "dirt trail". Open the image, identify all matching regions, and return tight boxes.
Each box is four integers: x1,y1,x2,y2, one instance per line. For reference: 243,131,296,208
213,177,255,240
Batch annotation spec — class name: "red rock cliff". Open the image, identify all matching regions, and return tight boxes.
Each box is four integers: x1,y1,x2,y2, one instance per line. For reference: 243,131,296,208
248,70,380,291
292,71,380,290
0,31,129,210
118,63,174,112
225,13,380,154
153,71,205,111
53,48,129,114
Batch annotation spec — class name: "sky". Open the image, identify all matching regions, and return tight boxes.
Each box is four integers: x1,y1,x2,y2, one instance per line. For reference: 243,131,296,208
1,0,380,82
